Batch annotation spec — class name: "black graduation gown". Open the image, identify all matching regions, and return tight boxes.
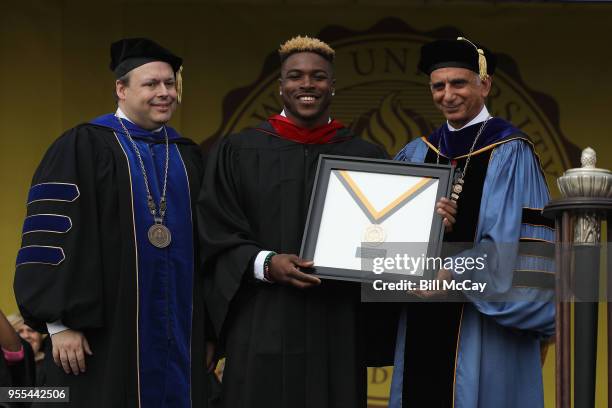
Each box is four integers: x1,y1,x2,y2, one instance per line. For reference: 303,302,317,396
199,122,391,408
13,123,209,407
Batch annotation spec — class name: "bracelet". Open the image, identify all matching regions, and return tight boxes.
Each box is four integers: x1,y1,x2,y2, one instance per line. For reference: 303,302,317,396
263,251,277,283
2,345,25,364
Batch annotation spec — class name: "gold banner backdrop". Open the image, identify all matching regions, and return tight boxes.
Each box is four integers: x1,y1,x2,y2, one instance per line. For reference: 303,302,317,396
1,2,611,407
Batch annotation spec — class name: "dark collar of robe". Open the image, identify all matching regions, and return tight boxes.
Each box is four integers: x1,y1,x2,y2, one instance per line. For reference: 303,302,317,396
423,117,526,159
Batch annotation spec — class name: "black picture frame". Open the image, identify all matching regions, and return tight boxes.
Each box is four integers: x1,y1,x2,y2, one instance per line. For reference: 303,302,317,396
299,154,454,283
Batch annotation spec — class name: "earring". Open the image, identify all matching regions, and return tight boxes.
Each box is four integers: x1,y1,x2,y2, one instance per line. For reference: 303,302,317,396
279,91,282,95
332,90,335,96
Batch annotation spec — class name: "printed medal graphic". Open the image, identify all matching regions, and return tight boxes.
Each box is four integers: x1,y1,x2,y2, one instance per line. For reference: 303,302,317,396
206,18,579,407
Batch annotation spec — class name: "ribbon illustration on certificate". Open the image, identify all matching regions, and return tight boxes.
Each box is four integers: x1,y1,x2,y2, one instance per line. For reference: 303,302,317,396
332,170,438,261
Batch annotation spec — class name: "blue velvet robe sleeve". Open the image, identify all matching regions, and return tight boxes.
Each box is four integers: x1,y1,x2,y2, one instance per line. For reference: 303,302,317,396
14,128,106,332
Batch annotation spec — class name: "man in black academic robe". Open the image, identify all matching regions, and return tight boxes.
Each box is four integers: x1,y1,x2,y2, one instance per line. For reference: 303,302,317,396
13,38,213,407
199,36,448,408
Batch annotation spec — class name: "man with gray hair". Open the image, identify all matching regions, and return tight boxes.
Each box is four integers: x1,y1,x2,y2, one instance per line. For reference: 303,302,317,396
391,37,555,407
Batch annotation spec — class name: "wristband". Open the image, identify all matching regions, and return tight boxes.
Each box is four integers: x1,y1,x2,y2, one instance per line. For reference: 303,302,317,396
2,345,25,365
263,251,277,283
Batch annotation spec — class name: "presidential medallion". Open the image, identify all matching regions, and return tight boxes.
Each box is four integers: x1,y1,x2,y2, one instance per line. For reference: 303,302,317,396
148,224,172,248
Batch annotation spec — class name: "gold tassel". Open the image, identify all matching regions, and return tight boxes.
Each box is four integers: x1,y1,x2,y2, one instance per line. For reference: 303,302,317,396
176,66,183,104
477,49,487,81
457,37,488,81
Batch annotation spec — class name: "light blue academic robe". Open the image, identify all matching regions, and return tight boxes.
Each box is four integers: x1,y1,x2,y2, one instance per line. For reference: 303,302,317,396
390,137,555,408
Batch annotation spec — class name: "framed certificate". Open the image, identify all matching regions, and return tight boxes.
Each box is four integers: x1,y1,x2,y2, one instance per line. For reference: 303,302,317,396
300,155,454,283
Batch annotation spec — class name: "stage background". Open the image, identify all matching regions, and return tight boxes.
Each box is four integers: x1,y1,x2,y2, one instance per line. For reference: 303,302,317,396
1,1,611,406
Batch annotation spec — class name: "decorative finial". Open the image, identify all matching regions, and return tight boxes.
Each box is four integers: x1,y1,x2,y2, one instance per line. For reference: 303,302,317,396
581,147,596,168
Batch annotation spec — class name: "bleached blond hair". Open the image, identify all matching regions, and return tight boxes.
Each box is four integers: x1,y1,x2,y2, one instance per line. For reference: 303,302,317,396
279,36,335,63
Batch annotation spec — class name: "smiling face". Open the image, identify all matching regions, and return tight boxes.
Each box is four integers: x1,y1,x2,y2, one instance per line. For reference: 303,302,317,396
279,52,335,129
15,323,43,354
429,67,491,129
116,61,177,130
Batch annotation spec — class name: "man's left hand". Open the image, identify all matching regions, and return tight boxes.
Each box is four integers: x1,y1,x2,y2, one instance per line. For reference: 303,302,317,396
436,197,457,233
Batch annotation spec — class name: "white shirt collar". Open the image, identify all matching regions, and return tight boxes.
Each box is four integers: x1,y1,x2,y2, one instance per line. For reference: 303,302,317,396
446,105,490,132
280,109,332,124
115,107,163,133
